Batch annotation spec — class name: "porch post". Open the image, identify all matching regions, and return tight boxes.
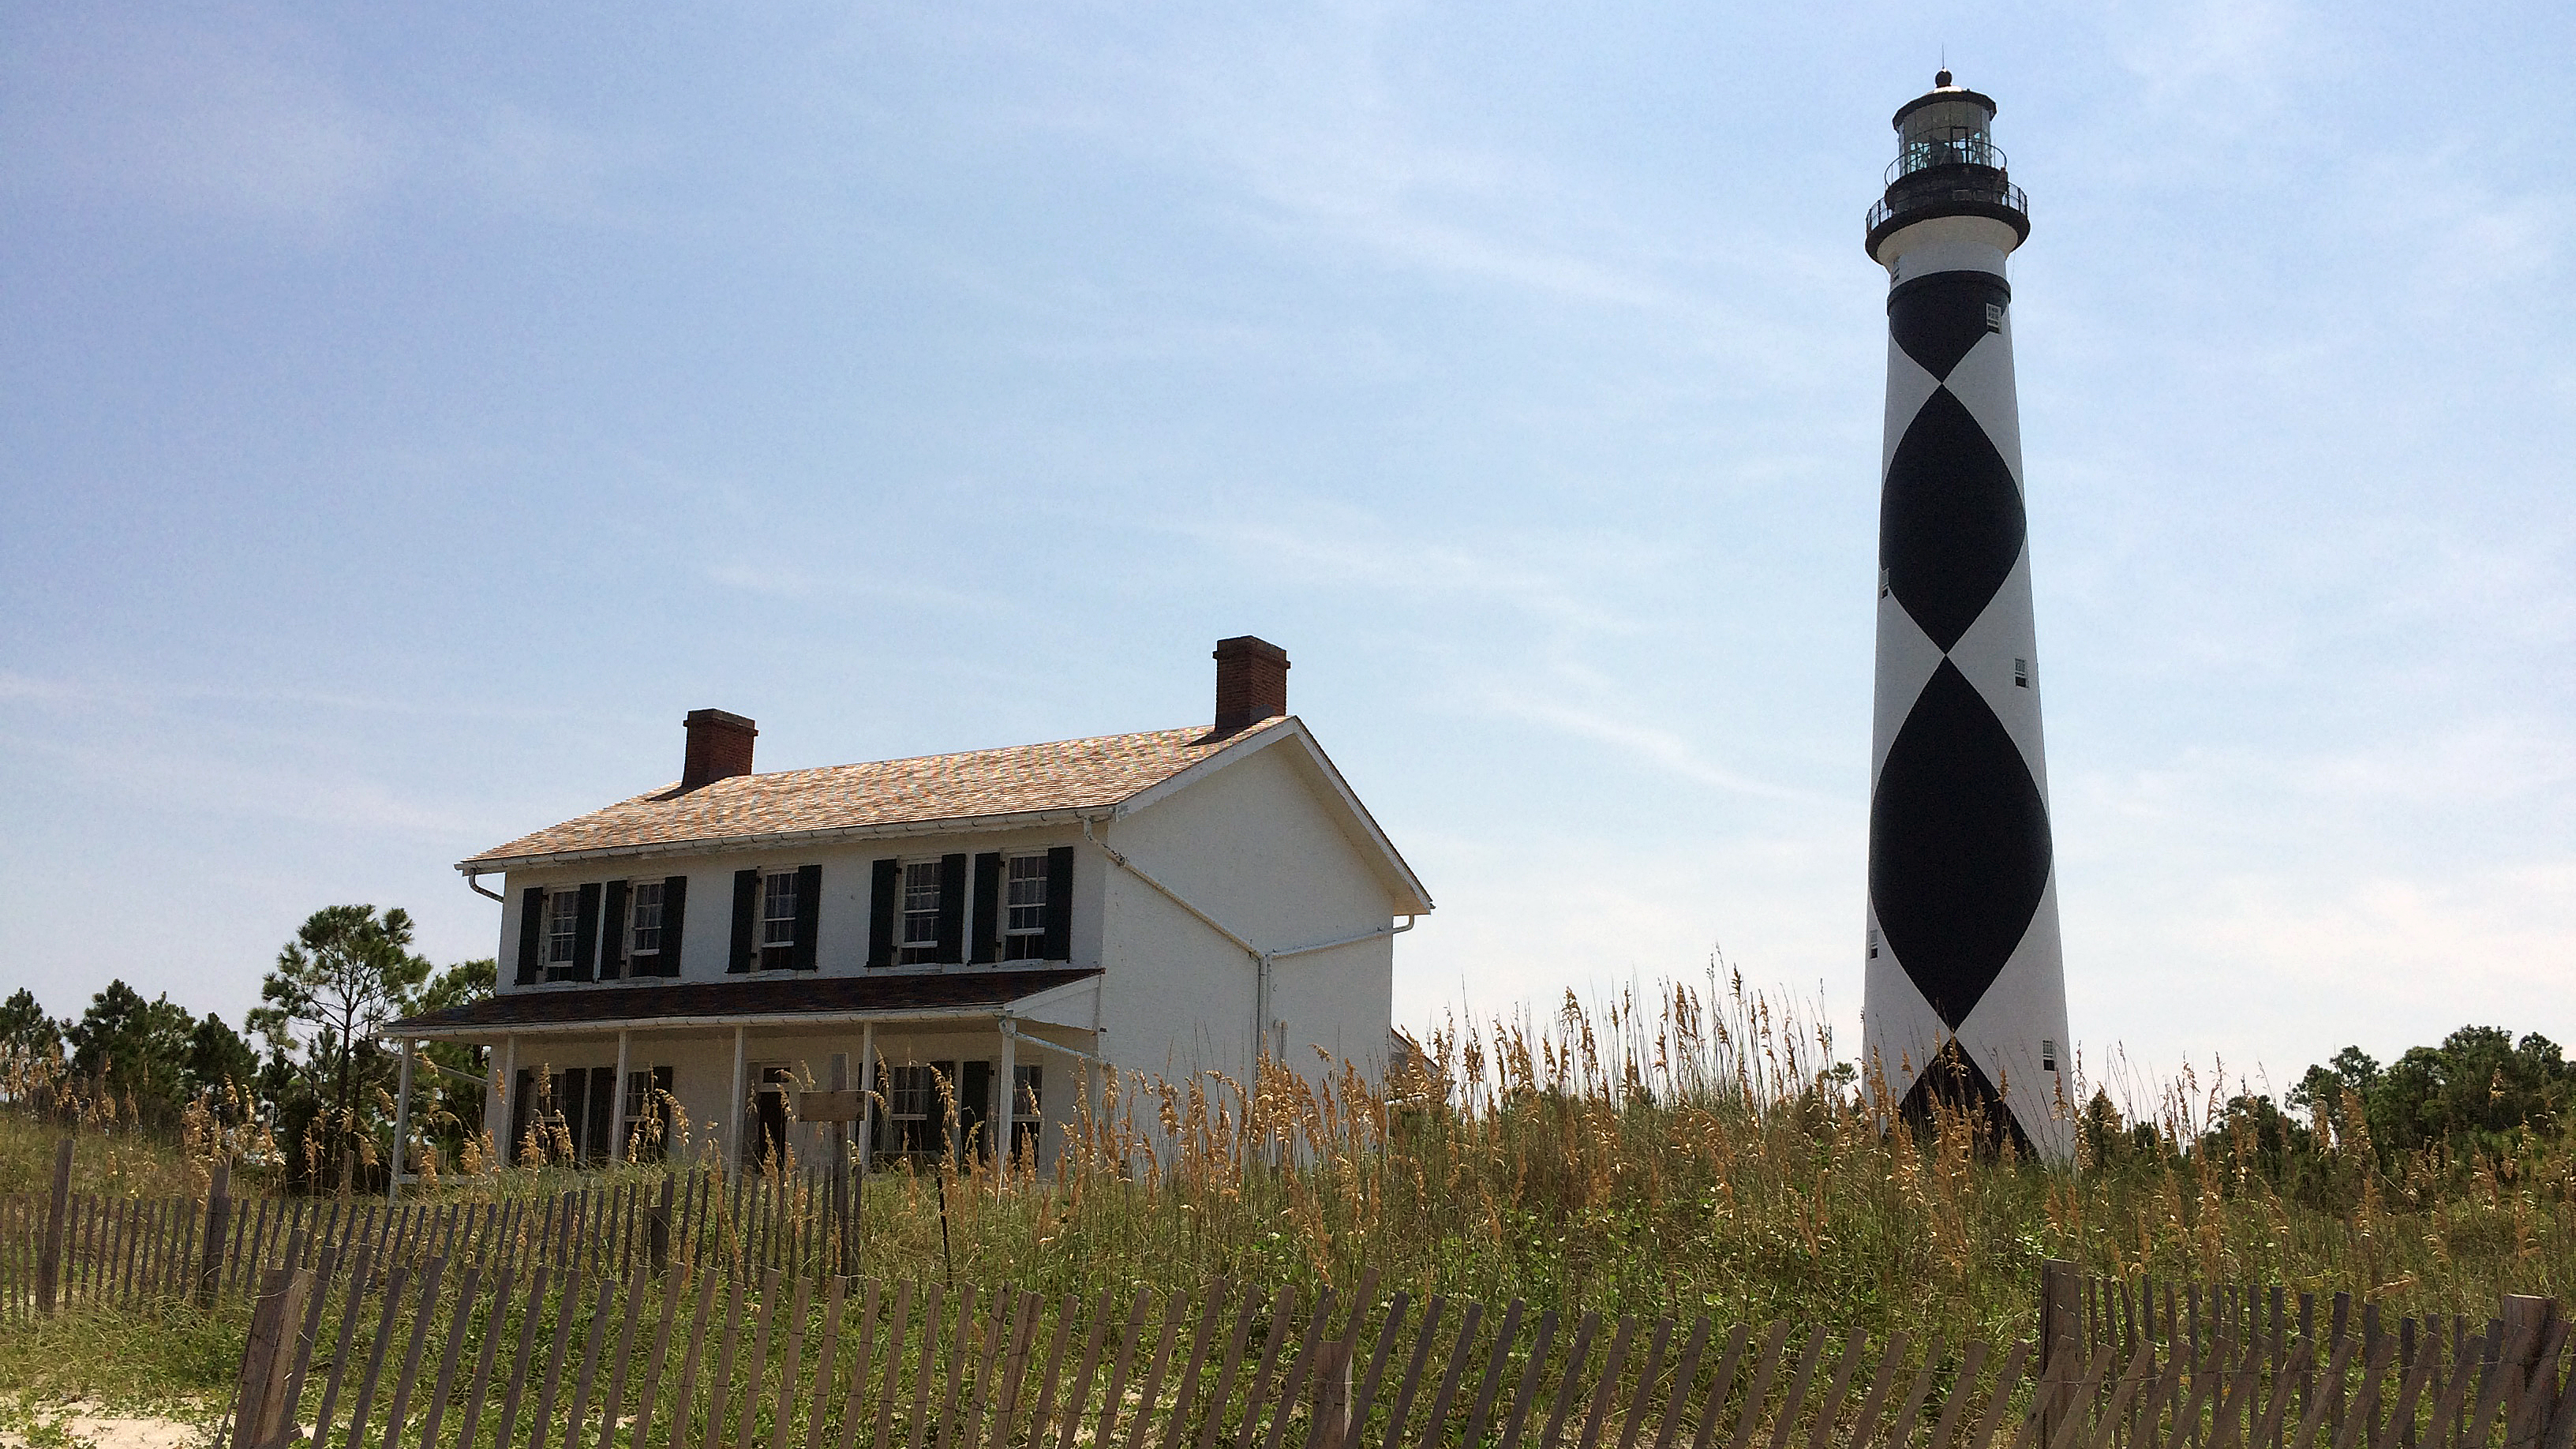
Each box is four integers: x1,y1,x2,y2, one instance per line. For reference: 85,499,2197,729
727,1024,748,1182
995,1023,1016,1184
495,1035,518,1170
1084,1050,1100,1162
388,1039,414,1202
609,1030,632,1163
857,1022,877,1174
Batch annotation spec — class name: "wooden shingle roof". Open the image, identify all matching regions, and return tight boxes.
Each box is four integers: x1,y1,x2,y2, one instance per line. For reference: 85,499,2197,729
458,719,1289,870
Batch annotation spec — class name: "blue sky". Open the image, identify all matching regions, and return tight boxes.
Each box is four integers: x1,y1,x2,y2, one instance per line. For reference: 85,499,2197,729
3,2,2569,1104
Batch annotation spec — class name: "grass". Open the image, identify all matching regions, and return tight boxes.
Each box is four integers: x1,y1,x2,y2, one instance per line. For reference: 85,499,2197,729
2,972,2570,1412
0,1299,244,1422
0,1110,216,1202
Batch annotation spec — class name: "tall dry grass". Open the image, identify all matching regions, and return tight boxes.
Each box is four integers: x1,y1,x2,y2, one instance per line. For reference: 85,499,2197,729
6,972,2571,1350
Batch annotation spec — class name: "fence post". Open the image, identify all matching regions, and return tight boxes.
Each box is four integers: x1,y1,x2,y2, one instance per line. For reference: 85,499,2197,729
232,1264,316,1449
1313,1339,1354,1449
36,1136,72,1316
2501,1296,2562,1449
2039,1260,2084,1448
197,1160,233,1308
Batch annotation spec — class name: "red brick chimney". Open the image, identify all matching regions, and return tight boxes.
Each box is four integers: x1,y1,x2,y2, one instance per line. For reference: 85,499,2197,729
1211,637,1289,735
681,709,758,789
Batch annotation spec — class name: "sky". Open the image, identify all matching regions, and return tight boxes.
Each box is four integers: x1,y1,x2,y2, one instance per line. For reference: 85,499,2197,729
2,2,2570,1109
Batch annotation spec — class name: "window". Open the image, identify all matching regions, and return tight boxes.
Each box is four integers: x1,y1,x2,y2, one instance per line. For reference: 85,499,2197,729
1984,301,2005,332
1866,928,1881,961
2013,657,2030,688
621,1069,656,1122
1878,567,1891,599
628,881,665,958
544,890,584,981
747,1065,795,1166
620,1065,674,1162
1002,856,1050,960
900,862,943,964
761,871,799,949
2040,1039,2059,1073
886,1062,948,1156
1009,1063,1043,1161
890,1064,936,1122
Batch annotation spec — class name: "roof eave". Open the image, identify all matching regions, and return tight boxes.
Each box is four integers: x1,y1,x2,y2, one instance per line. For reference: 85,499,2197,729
384,1002,1072,1042
455,804,1117,876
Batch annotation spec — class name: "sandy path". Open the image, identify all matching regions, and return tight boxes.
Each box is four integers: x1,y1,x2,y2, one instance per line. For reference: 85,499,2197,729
0,1401,212,1449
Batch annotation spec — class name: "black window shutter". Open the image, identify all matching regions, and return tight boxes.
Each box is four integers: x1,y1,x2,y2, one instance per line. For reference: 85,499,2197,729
1041,845,1076,961
729,869,761,974
935,853,968,963
792,863,823,971
657,875,688,978
586,1066,616,1163
599,880,629,980
867,859,900,968
970,853,1003,964
510,1069,535,1164
572,882,603,981
515,888,545,984
555,1069,583,1162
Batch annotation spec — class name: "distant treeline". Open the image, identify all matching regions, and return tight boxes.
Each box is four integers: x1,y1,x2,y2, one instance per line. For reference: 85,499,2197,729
2,904,493,1190
2076,1024,2572,1199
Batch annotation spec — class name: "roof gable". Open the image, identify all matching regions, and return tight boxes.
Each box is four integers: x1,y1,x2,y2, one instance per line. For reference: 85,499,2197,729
1111,719,1432,914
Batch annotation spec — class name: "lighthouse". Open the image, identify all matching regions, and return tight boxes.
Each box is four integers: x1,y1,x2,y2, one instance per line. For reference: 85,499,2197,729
1861,72,2072,1160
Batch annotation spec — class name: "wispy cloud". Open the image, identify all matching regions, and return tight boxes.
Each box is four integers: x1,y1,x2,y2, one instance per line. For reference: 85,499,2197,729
1,12,399,236
1475,687,1813,801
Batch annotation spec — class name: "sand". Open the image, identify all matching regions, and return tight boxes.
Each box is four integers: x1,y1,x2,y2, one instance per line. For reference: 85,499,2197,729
0,1402,212,1449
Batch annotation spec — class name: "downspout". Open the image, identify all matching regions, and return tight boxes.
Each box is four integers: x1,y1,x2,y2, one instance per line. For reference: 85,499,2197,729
1080,815,1261,957
463,870,505,904
1084,814,1268,1062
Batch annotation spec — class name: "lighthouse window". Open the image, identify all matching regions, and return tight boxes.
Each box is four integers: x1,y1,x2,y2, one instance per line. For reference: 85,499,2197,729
1878,567,1891,599
2013,657,2030,687
1984,303,2005,332
2040,1039,2059,1072
1867,928,1881,960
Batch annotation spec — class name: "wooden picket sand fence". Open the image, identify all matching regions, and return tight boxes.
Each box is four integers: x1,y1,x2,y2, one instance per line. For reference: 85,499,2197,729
222,1245,2576,1449
2,1135,2568,1449
0,1142,900,1319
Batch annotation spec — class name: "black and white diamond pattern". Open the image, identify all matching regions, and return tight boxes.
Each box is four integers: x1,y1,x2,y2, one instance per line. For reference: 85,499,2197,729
1865,264,2071,1160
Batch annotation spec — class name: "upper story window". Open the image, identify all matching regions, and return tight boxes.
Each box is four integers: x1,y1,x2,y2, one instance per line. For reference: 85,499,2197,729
627,880,665,958
900,862,943,964
544,890,584,982
729,863,818,974
1003,856,1049,961
761,871,799,949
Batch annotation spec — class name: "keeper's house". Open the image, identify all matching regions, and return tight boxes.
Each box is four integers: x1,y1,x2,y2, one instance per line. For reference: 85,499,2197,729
386,637,1430,1174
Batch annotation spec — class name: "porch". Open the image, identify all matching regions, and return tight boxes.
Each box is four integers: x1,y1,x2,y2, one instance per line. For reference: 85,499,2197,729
383,968,1106,1179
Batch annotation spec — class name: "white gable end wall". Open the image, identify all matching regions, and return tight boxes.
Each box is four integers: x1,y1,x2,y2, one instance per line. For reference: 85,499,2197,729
1095,737,1398,1092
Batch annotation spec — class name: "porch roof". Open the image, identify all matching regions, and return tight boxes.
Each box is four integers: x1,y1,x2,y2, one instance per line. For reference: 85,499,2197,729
384,968,1103,1040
